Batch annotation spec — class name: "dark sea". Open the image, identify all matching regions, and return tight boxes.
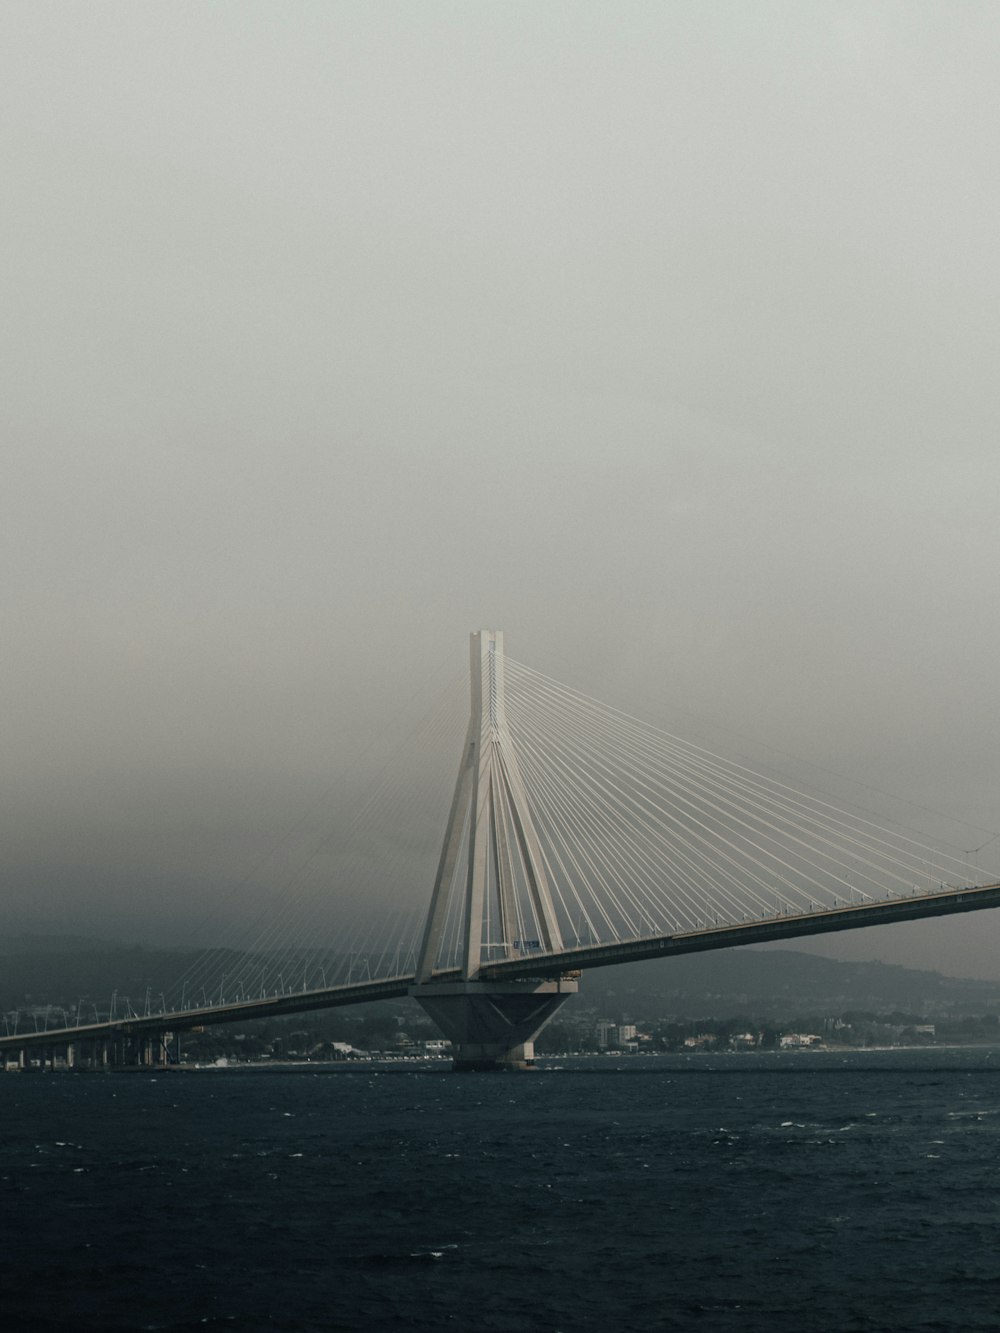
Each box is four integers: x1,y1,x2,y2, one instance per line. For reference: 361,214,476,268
3,1050,1000,1333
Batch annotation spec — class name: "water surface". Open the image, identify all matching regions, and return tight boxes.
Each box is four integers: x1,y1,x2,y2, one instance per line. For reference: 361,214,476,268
3,1049,1000,1331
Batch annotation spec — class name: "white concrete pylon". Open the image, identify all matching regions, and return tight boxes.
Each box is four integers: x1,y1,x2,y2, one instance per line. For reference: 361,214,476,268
415,630,563,982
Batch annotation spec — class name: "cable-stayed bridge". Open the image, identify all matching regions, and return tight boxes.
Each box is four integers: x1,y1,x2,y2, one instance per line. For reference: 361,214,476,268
4,630,999,1070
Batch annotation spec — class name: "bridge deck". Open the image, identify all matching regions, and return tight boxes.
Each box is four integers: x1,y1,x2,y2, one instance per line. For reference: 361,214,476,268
3,881,999,1052
480,880,1000,979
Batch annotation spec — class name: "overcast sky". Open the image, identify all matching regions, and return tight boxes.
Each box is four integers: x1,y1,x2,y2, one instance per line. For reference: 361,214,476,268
3,3,1000,978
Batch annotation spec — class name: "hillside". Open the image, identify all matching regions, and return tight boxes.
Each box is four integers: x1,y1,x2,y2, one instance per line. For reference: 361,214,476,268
582,948,1000,1020
2,935,999,1022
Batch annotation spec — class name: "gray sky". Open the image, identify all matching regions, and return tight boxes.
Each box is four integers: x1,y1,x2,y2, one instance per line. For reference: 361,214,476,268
3,3,1000,977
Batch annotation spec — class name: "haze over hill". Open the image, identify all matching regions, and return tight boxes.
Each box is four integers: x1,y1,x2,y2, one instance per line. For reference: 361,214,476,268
3,937,998,1026
583,949,1000,1022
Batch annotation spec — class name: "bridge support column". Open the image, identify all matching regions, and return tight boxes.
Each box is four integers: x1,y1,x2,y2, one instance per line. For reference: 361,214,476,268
411,977,578,1071
412,631,577,1069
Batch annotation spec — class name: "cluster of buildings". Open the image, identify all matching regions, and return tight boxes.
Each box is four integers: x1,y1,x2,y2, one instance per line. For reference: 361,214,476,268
591,1021,825,1052
546,1011,944,1054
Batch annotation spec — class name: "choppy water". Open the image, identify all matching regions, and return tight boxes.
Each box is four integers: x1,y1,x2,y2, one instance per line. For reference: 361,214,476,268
3,1050,1000,1332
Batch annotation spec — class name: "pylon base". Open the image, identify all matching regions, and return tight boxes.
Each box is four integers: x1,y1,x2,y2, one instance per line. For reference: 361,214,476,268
451,1057,535,1072
410,977,578,1072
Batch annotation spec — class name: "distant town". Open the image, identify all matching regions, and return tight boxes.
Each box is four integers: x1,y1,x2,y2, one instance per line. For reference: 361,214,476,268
148,1001,995,1068
4,939,1000,1068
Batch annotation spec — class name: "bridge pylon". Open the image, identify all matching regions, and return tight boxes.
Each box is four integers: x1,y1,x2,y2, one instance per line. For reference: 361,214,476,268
410,630,577,1069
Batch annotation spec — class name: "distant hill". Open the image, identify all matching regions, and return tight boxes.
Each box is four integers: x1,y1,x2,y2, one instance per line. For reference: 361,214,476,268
0,940,218,1012
2,936,999,1022
582,949,1000,1021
